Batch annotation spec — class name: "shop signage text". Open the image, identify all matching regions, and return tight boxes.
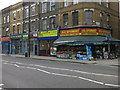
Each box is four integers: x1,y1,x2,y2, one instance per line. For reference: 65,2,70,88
1,37,10,41
22,35,29,40
38,30,58,38
60,28,111,36
11,35,22,39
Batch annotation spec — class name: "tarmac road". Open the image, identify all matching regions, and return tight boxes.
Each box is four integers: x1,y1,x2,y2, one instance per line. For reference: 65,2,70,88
1,55,119,89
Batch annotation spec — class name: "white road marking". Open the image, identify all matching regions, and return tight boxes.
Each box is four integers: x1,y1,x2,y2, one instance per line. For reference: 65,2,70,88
3,62,120,87
0,84,4,86
2,60,118,77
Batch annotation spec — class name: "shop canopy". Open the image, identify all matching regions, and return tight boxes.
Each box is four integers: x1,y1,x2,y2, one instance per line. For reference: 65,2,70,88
54,36,120,46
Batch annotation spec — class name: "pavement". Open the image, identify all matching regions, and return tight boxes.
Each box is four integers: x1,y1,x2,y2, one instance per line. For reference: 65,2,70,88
1,54,119,66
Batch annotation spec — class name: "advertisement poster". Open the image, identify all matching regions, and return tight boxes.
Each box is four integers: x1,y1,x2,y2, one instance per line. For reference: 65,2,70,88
50,47,57,55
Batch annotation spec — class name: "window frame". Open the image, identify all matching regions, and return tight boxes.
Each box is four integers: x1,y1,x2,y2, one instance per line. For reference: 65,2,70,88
73,0,79,5
50,0,55,11
26,8,29,18
42,19,47,30
85,10,93,25
63,14,69,27
42,2,47,13
31,6,35,16
50,17,56,29
13,25,16,35
17,24,21,34
17,10,21,20
64,0,68,7
13,12,16,21
72,11,78,26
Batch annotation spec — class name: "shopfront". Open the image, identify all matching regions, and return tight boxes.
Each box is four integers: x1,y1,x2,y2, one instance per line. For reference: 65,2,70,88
1,36,10,54
11,35,22,54
37,29,58,56
54,27,120,60
22,33,38,55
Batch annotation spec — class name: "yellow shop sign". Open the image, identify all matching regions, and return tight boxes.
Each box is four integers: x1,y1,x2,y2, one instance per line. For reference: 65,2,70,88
38,30,58,38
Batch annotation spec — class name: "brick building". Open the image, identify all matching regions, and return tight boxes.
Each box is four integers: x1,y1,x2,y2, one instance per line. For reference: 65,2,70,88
1,0,120,58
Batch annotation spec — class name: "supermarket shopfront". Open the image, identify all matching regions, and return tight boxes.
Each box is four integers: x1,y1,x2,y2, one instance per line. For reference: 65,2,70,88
37,29,58,56
54,27,120,60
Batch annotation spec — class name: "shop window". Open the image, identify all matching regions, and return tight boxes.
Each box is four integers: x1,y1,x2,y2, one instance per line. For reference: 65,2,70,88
13,12,16,20
64,0,68,7
13,26,16,35
31,21,35,32
42,2,47,13
17,24,21,34
31,6,35,16
85,11,93,25
17,10,21,19
63,14,69,27
26,8,29,18
50,17,55,29
50,0,55,11
107,15,110,26
73,0,79,5
42,19,47,30
72,12,78,26
7,15,9,23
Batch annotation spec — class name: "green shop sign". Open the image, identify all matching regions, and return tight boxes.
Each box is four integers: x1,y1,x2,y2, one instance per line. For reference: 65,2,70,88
22,34,29,40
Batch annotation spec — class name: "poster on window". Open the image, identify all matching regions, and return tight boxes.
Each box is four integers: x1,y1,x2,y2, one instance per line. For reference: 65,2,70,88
50,47,57,55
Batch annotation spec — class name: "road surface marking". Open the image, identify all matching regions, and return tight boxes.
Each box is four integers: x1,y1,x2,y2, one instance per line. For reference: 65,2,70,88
0,84,4,90
3,62,120,88
2,60,118,78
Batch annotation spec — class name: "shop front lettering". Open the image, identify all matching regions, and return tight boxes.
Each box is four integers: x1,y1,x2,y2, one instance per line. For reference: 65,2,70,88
11,35,22,38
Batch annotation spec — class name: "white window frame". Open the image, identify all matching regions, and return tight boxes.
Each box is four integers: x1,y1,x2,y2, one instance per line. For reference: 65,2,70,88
3,16,6,24
13,12,16,21
31,6,35,16
13,25,16,35
17,24,21,34
73,0,79,5
42,2,47,13
50,0,55,11
7,15,9,23
64,0,68,7
106,0,109,8
99,0,102,5
42,19,47,30
17,10,21,20
26,8,29,18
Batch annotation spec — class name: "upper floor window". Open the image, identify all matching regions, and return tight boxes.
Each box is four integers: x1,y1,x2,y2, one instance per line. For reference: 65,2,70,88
50,17,55,29
17,10,21,19
85,11,93,25
7,15,9,23
3,16,6,24
72,12,78,26
13,12,16,20
2,27,5,36
64,0,68,7
106,0,109,8
6,27,9,36
42,19,47,30
63,14,69,26
107,15,110,25
24,23,29,33
42,2,47,13
50,0,55,11
85,0,92,2
99,0,102,5
31,6,35,16
26,8,29,18
31,21,35,32
73,0,79,5
17,24,21,34
100,12,103,21
13,26,16,35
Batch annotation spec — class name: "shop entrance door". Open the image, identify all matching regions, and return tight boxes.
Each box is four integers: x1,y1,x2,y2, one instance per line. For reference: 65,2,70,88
35,45,37,55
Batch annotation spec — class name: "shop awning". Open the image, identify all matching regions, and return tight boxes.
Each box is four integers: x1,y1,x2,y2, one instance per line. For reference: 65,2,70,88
54,36,120,46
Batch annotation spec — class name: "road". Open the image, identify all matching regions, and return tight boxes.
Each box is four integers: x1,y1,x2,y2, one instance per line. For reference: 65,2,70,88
1,55,119,89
